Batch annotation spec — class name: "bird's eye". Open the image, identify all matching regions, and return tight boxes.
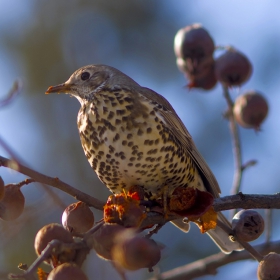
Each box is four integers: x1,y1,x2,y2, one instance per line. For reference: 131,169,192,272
81,72,90,81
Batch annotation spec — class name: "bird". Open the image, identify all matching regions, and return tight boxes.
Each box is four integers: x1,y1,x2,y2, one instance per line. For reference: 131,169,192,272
46,64,242,253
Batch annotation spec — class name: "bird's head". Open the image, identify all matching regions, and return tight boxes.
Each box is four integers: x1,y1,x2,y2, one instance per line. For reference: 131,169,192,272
45,64,137,104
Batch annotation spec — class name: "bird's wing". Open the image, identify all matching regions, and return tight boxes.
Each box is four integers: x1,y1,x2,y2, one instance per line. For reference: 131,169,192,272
140,87,221,197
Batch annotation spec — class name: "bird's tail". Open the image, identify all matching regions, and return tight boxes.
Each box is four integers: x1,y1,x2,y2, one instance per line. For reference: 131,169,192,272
171,212,243,253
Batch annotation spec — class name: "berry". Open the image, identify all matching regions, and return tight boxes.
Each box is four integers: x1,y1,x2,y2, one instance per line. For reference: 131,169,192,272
47,263,88,280
174,24,215,61
62,202,94,235
177,57,217,90
232,210,264,242
34,223,75,265
215,47,252,87
233,91,269,130
258,252,280,280
0,184,25,221
90,223,126,260
112,230,161,271
0,177,5,200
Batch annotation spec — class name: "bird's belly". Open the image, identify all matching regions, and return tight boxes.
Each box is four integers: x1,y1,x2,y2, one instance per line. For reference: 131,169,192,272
78,102,204,198
80,120,203,197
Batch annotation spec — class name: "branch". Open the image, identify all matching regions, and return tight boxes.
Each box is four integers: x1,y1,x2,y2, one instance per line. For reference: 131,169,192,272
9,240,88,280
0,80,22,109
0,135,68,209
222,86,243,195
151,241,280,280
213,193,280,211
0,155,104,211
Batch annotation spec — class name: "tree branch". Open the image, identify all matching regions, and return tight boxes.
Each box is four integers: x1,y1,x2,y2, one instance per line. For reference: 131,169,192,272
151,241,280,280
222,86,243,196
0,155,104,211
213,193,280,211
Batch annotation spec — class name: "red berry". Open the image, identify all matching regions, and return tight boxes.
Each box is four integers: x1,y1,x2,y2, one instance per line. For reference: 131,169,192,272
215,47,252,87
233,91,269,130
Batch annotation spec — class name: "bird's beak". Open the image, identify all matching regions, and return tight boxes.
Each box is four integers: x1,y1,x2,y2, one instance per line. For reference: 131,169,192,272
45,83,72,95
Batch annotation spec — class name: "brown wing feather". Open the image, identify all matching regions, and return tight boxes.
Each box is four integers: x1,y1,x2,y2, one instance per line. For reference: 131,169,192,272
140,87,221,197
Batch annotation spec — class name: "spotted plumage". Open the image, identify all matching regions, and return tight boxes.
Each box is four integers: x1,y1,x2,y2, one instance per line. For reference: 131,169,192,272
46,64,242,253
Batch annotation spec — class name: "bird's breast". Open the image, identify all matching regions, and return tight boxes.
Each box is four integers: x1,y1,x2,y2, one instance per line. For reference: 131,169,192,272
77,90,203,197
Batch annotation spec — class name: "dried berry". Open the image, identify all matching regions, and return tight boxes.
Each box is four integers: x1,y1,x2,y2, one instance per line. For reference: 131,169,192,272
34,223,75,265
0,184,25,221
233,91,268,130
62,202,94,235
215,47,252,87
47,263,88,280
104,193,146,227
0,177,5,201
258,252,280,280
91,223,126,260
112,229,161,271
174,24,215,61
232,210,264,242
177,57,217,90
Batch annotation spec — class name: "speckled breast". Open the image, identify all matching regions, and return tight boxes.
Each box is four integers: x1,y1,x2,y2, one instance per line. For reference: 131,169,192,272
77,88,203,198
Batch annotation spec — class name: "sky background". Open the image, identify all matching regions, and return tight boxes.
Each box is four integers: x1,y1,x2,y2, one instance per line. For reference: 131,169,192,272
0,1,280,279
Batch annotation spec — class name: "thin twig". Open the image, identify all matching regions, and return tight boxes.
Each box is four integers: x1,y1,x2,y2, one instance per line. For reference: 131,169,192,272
222,86,243,196
6,178,36,189
0,80,22,109
9,240,87,280
0,155,105,210
0,135,67,209
217,220,263,262
265,209,272,243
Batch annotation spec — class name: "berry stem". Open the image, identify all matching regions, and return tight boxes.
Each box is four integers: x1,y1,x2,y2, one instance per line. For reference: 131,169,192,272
222,86,243,218
217,219,264,262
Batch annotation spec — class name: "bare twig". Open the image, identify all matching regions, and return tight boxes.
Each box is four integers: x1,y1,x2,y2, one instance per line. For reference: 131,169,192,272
241,159,257,171
6,178,36,189
217,220,263,262
213,193,280,211
222,86,243,196
265,209,272,243
0,155,105,210
150,241,280,280
9,240,87,280
0,135,67,209
0,80,22,108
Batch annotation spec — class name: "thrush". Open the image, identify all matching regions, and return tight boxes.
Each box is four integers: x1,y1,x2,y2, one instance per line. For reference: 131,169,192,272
46,64,242,253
